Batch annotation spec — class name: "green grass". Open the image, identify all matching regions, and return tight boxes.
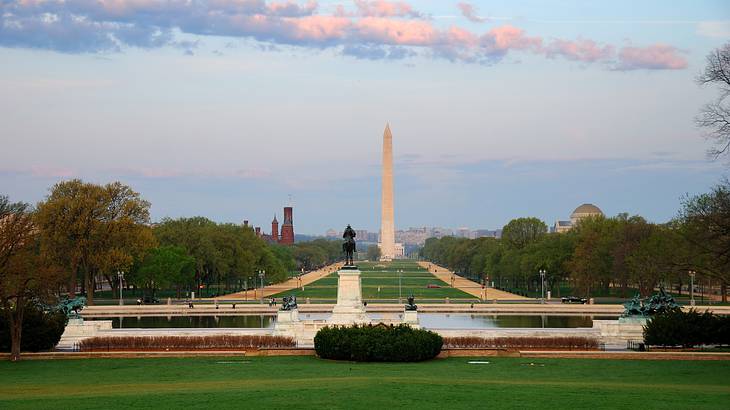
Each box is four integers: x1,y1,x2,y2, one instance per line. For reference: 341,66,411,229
273,261,476,300
0,356,728,409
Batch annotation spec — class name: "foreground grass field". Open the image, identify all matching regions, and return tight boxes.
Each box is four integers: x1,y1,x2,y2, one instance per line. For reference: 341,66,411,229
1,356,728,409
273,261,475,300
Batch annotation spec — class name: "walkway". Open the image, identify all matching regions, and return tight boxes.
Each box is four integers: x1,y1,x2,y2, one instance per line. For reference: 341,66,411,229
418,261,530,300
217,262,344,300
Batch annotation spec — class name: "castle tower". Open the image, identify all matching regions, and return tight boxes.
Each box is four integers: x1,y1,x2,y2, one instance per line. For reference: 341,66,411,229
279,206,294,245
379,123,396,260
271,214,279,242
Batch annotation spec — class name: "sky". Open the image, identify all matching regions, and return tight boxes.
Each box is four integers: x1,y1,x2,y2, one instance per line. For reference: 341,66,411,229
1,0,729,235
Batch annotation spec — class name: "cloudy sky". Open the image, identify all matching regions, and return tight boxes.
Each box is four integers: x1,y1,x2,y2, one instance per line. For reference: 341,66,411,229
1,1,729,234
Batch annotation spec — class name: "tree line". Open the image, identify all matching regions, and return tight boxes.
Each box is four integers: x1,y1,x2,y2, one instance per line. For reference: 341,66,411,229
421,181,730,301
0,179,342,360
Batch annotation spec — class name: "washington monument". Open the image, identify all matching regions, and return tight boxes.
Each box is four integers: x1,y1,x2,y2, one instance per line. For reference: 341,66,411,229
379,123,395,260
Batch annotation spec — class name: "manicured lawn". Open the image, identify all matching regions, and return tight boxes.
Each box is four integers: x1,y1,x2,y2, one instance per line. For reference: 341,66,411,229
1,356,728,409
272,261,476,300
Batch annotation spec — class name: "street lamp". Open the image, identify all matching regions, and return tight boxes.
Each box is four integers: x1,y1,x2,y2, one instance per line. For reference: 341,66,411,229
689,270,696,307
117,271,124,306
539,269,546,304
398,269,403,303
258,270,266,303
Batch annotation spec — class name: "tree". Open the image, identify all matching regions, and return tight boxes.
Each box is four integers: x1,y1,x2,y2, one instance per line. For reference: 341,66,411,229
501,217,547,249
132,246,195,299
567,216,615,297
679,180,730,301
611,214,654,297
0,196,64,361
696,42,730,160
366,245,381,261
35,180,154,305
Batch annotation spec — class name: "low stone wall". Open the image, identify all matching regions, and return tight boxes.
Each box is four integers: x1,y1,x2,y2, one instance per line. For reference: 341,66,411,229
592,319,646,346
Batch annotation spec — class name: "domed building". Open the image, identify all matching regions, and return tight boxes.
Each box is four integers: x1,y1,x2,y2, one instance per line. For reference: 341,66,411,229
553,203,604,233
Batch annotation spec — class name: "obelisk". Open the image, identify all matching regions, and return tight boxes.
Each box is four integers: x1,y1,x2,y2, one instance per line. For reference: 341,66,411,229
379,123,395,260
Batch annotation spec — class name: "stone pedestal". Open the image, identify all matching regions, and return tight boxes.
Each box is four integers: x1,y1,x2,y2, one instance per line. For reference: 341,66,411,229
328,267,370,325
273,309,302,340
403,310,419,328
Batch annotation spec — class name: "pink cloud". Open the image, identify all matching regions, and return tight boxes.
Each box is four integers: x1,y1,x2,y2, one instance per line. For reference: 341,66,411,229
545,39,614,63
616,44,688,70
484,25,542,51
286,15,351,42
355,17,436,46
353,0,422,18
29,166,76,178
457,2,487,24
0,1,689,71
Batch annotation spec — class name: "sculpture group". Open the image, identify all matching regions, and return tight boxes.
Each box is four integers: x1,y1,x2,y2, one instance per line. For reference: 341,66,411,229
622,288,680,317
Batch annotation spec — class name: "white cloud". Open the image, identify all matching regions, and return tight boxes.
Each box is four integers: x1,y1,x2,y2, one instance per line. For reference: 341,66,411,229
697,21,730,38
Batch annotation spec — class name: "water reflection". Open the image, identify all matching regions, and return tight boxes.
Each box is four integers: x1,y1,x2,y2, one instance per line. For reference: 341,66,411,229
107,315,276,329
90,314,618,329
418,314,618,329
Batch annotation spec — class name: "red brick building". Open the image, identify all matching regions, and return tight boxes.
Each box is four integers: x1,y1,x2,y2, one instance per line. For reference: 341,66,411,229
250,206,294,245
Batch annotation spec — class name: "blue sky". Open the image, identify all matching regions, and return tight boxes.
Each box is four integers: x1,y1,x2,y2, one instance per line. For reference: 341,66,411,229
1,1,728,234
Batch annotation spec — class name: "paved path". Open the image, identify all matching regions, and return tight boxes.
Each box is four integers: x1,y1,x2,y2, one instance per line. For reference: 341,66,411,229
217,262,344,300
418,261,530,300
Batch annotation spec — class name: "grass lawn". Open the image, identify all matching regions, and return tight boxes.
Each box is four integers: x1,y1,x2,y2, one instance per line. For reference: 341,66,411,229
272,261,476,300
1,356,728,409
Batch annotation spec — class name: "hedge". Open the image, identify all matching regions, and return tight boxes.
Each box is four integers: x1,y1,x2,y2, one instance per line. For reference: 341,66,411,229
443,336,599,350
644,309,730,348
79,335,296,351
314,324,442,362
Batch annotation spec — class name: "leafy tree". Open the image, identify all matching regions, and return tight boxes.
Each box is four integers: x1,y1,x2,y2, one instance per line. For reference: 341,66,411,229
0,196,64,361
366,244,381,261
132,246,195,299
501,217,547,249
35,180,154,305
567,216,616,297
679,180,730,301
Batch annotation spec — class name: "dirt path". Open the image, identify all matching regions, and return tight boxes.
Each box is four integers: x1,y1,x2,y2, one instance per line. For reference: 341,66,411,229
217,262,344,300
418,261,530,300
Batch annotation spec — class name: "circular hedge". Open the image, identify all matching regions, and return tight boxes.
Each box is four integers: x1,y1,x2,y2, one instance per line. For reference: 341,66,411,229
314,324,443,362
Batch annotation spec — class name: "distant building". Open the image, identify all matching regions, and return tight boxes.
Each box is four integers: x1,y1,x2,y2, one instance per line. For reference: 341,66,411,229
248,206,295,245
474,229,501,239
325,228,338,238
279,206,295,245
271,215,279,242
553,203,604,233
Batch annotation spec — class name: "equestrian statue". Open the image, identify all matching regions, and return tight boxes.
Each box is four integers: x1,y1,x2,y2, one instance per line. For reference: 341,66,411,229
342,224,357,266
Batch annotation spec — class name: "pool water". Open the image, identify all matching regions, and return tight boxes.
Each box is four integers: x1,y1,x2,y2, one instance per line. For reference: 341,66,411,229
87,313,617,329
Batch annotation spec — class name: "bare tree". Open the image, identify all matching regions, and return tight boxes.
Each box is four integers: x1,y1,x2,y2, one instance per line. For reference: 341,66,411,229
696,42,730,160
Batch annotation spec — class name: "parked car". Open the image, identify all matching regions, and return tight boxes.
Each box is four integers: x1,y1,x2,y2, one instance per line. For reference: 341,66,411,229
561,296,587,304
136,296,160,305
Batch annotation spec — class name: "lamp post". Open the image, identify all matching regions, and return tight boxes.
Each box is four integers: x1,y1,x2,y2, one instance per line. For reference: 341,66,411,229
117,271,124,306
244,279,248,301
689,270,696,307
398,269,403,303
258,270,265,303
539,269,546,304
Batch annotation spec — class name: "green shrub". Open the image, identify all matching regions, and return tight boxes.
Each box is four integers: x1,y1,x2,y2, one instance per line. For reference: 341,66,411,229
314,324,442,362
643,309,721,348
0,303,68,352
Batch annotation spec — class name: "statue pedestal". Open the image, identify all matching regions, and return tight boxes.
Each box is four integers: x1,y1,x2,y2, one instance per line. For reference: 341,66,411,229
277,309,299,323
403,310,419,328
329,267,370,325
273,309,302,340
